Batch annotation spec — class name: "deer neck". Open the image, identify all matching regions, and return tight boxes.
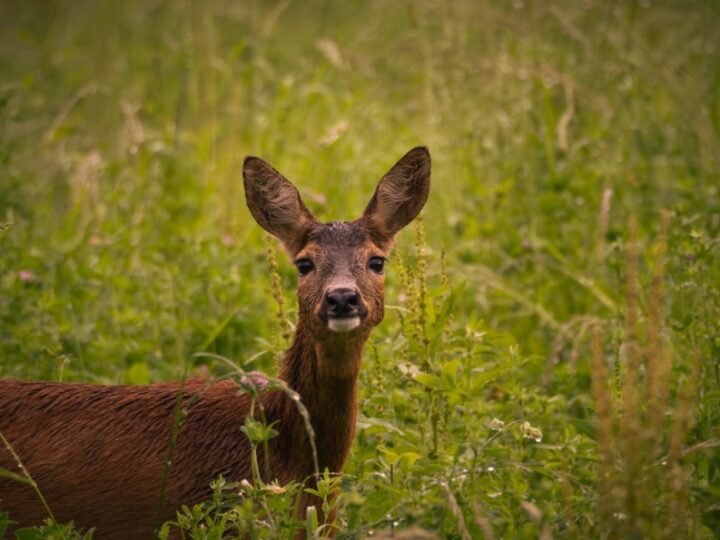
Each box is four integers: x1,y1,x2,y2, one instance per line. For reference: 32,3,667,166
274,323,368,472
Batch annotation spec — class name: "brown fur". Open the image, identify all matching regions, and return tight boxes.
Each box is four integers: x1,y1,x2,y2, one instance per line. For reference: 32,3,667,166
0,147,431,539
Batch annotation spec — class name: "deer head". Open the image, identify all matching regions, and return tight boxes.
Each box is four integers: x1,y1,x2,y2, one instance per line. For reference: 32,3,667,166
243,147,431,340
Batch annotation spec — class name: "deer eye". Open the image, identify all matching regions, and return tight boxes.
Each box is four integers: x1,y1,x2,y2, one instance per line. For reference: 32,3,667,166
295,259,315,276
368,257,385,274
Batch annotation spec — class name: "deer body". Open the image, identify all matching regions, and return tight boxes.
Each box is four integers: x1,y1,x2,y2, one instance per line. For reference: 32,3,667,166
0,147,431,538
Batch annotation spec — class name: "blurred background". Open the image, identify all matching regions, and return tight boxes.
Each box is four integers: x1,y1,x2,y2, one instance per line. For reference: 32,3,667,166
1,0,719,537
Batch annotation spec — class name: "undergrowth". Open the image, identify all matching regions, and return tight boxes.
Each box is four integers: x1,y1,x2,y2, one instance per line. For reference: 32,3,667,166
1,0,719,538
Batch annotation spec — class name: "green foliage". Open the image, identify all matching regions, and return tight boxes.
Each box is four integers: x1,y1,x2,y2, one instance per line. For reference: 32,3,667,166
13,519,93,540
158,476,303,540
158,472,341,539
1,0,719,538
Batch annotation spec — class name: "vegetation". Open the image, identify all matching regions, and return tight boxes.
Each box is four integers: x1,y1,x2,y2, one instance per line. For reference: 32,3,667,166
1,0,719,538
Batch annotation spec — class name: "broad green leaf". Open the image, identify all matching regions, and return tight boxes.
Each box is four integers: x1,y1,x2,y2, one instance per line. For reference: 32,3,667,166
378,445,400,466
402,452,421,467
414,372,444,389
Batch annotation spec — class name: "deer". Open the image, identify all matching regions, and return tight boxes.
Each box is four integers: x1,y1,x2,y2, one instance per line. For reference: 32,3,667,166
0,147,431,539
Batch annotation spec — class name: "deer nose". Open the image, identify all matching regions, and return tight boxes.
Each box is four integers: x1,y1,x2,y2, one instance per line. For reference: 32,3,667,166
324,288,360,317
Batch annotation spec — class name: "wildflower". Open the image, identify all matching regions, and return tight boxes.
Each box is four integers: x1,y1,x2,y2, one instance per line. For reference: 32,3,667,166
489,418,505,431
521,421,543,442
239,371,270,390
239,479,254,491
264,483,286,494
18,270,35,282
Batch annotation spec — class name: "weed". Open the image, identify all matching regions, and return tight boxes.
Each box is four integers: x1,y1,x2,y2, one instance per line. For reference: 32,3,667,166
1,0,718,538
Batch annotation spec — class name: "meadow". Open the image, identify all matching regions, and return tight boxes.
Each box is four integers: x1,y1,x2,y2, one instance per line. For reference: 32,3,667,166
1,0,719,538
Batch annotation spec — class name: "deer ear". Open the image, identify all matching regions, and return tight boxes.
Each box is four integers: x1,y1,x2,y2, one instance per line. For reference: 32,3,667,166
243,156,317,254
362,147,431,241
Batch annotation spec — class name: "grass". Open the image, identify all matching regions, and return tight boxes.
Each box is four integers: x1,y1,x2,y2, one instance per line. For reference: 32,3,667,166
1,0,719,537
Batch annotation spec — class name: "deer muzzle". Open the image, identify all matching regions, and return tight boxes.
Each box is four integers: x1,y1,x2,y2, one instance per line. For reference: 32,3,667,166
321,287,367,332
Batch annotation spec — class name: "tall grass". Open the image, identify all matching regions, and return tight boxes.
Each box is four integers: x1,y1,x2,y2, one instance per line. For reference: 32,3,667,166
1,0,719,538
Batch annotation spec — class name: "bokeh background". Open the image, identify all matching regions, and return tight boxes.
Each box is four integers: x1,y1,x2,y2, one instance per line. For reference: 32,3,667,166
1,0,719,537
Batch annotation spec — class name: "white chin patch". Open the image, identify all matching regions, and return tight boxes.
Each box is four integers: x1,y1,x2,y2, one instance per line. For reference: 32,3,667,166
328,317,361,333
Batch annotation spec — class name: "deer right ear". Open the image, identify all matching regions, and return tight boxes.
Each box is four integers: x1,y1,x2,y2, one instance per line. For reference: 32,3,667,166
361,146,431,243
243,156,317,254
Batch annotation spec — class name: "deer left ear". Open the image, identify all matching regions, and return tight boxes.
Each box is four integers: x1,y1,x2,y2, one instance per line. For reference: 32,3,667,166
361,146,431,241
